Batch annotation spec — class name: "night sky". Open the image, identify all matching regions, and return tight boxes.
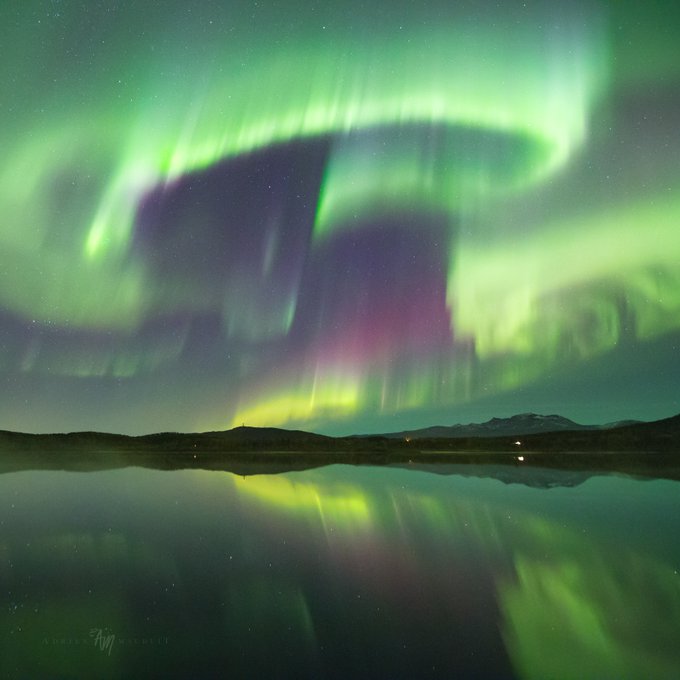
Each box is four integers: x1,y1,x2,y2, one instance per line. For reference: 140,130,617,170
1,0,679,435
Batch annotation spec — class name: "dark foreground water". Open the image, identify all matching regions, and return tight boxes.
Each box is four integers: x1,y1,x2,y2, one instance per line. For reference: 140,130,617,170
1,461,679,679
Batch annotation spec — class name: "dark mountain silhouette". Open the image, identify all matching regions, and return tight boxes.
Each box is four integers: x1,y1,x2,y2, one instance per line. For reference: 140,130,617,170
379,413,641,439
1,413,679,481
0,412,678,460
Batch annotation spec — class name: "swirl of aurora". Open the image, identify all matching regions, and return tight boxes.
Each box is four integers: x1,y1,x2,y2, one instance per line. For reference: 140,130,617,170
2,0,680,434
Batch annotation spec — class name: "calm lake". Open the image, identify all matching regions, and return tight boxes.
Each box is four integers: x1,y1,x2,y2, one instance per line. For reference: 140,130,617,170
1,461,679,679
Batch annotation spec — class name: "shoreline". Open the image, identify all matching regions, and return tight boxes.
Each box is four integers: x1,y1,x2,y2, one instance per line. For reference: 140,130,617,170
1,448,679,482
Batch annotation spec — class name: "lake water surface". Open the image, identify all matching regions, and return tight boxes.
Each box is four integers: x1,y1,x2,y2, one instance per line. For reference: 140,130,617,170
1,462,679,678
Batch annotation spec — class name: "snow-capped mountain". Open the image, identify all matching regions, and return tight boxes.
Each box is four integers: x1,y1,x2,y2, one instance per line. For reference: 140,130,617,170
381,413,635,439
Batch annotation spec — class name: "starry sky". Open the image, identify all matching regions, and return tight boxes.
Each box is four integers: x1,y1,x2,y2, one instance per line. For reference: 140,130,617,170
1,0,679,435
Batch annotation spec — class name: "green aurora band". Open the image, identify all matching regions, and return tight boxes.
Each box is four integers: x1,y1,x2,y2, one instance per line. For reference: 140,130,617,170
2,7,602,323
2,0,680,433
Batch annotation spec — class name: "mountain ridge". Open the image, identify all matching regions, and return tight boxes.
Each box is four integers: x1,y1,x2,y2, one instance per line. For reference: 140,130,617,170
1,412,679,454
377,412,643,439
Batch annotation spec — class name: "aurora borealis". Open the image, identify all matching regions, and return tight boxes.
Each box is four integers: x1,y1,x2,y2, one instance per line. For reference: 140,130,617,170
2,0,679,434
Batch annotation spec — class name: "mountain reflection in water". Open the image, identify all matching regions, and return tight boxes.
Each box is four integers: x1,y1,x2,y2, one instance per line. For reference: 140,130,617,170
1,462,679,679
